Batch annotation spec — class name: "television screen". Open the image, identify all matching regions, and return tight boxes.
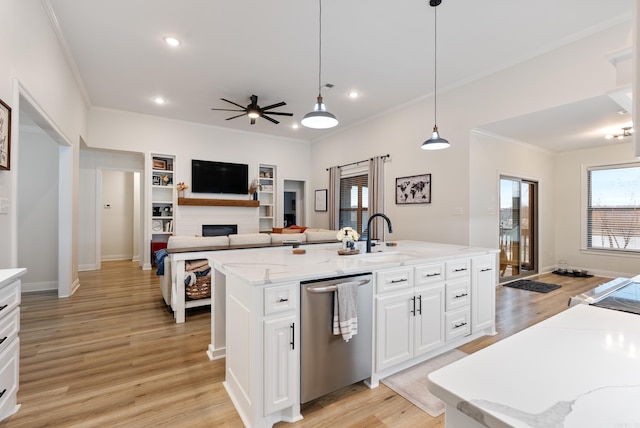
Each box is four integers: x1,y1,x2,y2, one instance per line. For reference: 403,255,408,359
191,159,249,195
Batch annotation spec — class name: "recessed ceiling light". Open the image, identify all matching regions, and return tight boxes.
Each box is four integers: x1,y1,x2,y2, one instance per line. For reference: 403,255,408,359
348,91,359,99
153,97,166,105
291,123,299,129
164,37,181,47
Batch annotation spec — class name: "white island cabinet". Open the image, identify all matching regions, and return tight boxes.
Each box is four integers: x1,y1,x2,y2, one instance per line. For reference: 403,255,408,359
0,268,25,422
208,241,498,428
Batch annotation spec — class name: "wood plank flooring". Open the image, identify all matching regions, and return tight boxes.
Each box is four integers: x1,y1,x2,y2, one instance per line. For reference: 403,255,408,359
3,261,609,427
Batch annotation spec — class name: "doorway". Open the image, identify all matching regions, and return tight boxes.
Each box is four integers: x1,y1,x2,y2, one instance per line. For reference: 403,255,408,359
283,180,306,227
499,176,538,281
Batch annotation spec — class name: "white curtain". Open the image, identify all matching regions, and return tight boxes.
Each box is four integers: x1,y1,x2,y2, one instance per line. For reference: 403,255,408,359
328,166,340,230
368,156,385,240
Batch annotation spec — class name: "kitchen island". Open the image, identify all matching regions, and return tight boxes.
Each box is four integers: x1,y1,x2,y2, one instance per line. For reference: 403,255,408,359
427,278,640,428
203,240,498,428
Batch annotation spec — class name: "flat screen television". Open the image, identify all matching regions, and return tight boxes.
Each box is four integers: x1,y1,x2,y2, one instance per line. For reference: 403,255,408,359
191,159,248,195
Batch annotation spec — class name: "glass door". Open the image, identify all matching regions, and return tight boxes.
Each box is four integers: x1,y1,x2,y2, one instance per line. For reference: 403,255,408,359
499,176,537,280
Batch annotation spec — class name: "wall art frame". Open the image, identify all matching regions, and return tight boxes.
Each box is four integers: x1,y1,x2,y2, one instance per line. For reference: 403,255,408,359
0,98,12,171
314,189,327,212
396,173,431,204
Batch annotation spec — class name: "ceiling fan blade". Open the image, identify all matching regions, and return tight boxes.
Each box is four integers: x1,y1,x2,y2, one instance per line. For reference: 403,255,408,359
250,118,256,125
220,98,247,109
261,101,286,111
262,115,279,125
225,113,247,120
211,108,245,112
264,111,294,116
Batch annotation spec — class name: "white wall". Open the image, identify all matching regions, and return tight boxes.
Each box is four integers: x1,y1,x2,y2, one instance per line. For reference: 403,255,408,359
0,0,88,290
554,142,638,277
101,170,134,261
17,124,59,290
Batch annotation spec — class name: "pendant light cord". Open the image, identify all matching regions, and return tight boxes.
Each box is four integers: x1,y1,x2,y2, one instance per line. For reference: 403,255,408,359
317,0,323,98
433,5,438,126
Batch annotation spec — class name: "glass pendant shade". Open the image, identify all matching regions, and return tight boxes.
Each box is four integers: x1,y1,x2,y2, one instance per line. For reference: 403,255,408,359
301,96,338,129
421,126,450,150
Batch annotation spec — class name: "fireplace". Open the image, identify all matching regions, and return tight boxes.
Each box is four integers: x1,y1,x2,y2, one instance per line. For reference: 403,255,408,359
202,224,238,237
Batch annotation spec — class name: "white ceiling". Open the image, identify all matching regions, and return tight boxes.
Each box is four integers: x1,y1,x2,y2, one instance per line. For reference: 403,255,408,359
46,0,633,149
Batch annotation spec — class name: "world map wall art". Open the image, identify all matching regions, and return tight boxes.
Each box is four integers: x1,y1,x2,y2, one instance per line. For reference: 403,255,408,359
396,173,431,204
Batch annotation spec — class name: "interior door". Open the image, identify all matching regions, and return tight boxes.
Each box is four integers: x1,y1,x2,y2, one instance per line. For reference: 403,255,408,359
499,177,537,280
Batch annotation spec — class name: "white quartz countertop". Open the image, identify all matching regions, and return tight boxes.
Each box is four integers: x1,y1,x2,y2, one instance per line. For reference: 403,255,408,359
0,268,26,288
427,302,640,428
204,240,498,285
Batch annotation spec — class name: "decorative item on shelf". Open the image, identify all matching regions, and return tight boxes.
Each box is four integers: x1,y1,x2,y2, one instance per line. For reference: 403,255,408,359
337,227,360,253
161,174,171,185
248,178,261,200
176,182,189,198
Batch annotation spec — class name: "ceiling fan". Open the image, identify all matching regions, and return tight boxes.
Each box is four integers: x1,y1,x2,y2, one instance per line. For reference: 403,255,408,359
211,94,293,125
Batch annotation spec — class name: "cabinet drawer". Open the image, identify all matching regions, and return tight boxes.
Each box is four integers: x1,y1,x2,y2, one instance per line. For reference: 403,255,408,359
376,268,413,294
264,283,297,315
446,259,470,280
445,308,470,341
0,282,20,322
445,279,470,311
0,338,18,420
414,263,445,287
0,309,19,356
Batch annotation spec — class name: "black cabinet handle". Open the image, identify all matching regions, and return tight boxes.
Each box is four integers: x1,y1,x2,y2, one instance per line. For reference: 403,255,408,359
290,323,295,350
0,337,6,346
0,389,6,399
278,298,289,302
417,295,422,315
454,322,468,329
425,272,440,278
391,278,408,284
410,296,416,316
454,293,468,299
0,305,7,312
453,268,467,272
480,268,492,272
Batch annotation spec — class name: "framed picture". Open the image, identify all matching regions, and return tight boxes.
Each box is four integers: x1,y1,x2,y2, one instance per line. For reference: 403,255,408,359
315,189,327,212
152,175,161,186
0,98,12,171
396,173,431,204
152,158,167,170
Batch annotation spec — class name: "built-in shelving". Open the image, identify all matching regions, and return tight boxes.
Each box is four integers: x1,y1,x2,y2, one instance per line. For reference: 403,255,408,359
150,154,175,258
258,164,276,232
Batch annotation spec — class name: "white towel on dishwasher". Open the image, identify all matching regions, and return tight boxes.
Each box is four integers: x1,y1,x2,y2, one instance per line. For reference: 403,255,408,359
332,281,359,342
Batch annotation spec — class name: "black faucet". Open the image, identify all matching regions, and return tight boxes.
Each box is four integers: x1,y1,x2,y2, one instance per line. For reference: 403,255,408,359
366,213,393,253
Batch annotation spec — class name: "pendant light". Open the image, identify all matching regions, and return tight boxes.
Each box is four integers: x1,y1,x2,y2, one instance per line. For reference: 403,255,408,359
301,0,338,129
421,0,450,150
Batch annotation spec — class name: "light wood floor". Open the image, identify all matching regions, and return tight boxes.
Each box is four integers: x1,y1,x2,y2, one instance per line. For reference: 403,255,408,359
3,262,609,427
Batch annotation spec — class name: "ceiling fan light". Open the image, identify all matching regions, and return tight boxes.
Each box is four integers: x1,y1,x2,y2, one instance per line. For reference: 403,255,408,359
421,126,450,150
247,109,260,119
301,97,338,129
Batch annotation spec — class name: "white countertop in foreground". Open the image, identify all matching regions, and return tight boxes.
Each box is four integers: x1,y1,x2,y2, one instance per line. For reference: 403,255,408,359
0,268,27,288
204,240,498,285
427,301,640,428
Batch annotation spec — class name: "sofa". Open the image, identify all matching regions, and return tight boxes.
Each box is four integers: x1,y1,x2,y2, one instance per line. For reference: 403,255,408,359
158,228,340,323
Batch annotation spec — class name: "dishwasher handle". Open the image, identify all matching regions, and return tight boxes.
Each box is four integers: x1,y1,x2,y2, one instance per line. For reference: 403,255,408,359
306,278,371,293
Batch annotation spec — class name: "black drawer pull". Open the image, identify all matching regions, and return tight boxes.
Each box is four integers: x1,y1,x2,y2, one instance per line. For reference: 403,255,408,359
0,337,6,346
480,268,492,272
410,296,416,316
425,273,440,277
454,293,468,299
454,322,467,329
0,305,7,312
453,268,467,272
290,323,295,350
391,278,408,284
278,298,289,302
0,389,6,398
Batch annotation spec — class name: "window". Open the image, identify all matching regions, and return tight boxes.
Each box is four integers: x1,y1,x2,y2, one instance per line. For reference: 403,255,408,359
587,164,640,252
339,174,368,236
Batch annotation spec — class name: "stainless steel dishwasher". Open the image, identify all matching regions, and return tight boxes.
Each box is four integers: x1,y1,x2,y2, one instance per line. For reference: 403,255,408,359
300,273,373,403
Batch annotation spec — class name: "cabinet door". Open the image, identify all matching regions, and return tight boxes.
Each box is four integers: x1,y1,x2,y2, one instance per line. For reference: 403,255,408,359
264,315,296,415
414,286,445,356
472,254,497,333
376,291,414,371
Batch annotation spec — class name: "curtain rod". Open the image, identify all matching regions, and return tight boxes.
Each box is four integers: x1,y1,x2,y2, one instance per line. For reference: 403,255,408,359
326,154,390,171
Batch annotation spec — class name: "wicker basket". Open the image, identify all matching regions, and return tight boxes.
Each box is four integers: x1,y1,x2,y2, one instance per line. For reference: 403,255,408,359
186,275,211,300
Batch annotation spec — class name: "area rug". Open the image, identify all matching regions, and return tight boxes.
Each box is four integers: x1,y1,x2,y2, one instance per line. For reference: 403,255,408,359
504,279,561,293
381,349,467,417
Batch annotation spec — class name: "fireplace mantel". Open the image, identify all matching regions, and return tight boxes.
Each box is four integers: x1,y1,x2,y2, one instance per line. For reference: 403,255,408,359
177,197,259,208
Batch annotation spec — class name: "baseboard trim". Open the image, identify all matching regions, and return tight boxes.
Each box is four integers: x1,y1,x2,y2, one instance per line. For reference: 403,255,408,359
22,281,57,293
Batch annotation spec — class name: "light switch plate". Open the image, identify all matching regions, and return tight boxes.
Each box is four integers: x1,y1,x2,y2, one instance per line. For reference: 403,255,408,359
0,198,8,214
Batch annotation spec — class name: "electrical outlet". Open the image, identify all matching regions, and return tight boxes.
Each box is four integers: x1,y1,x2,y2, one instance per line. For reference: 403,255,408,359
0,198,8,214
452,207,463,216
